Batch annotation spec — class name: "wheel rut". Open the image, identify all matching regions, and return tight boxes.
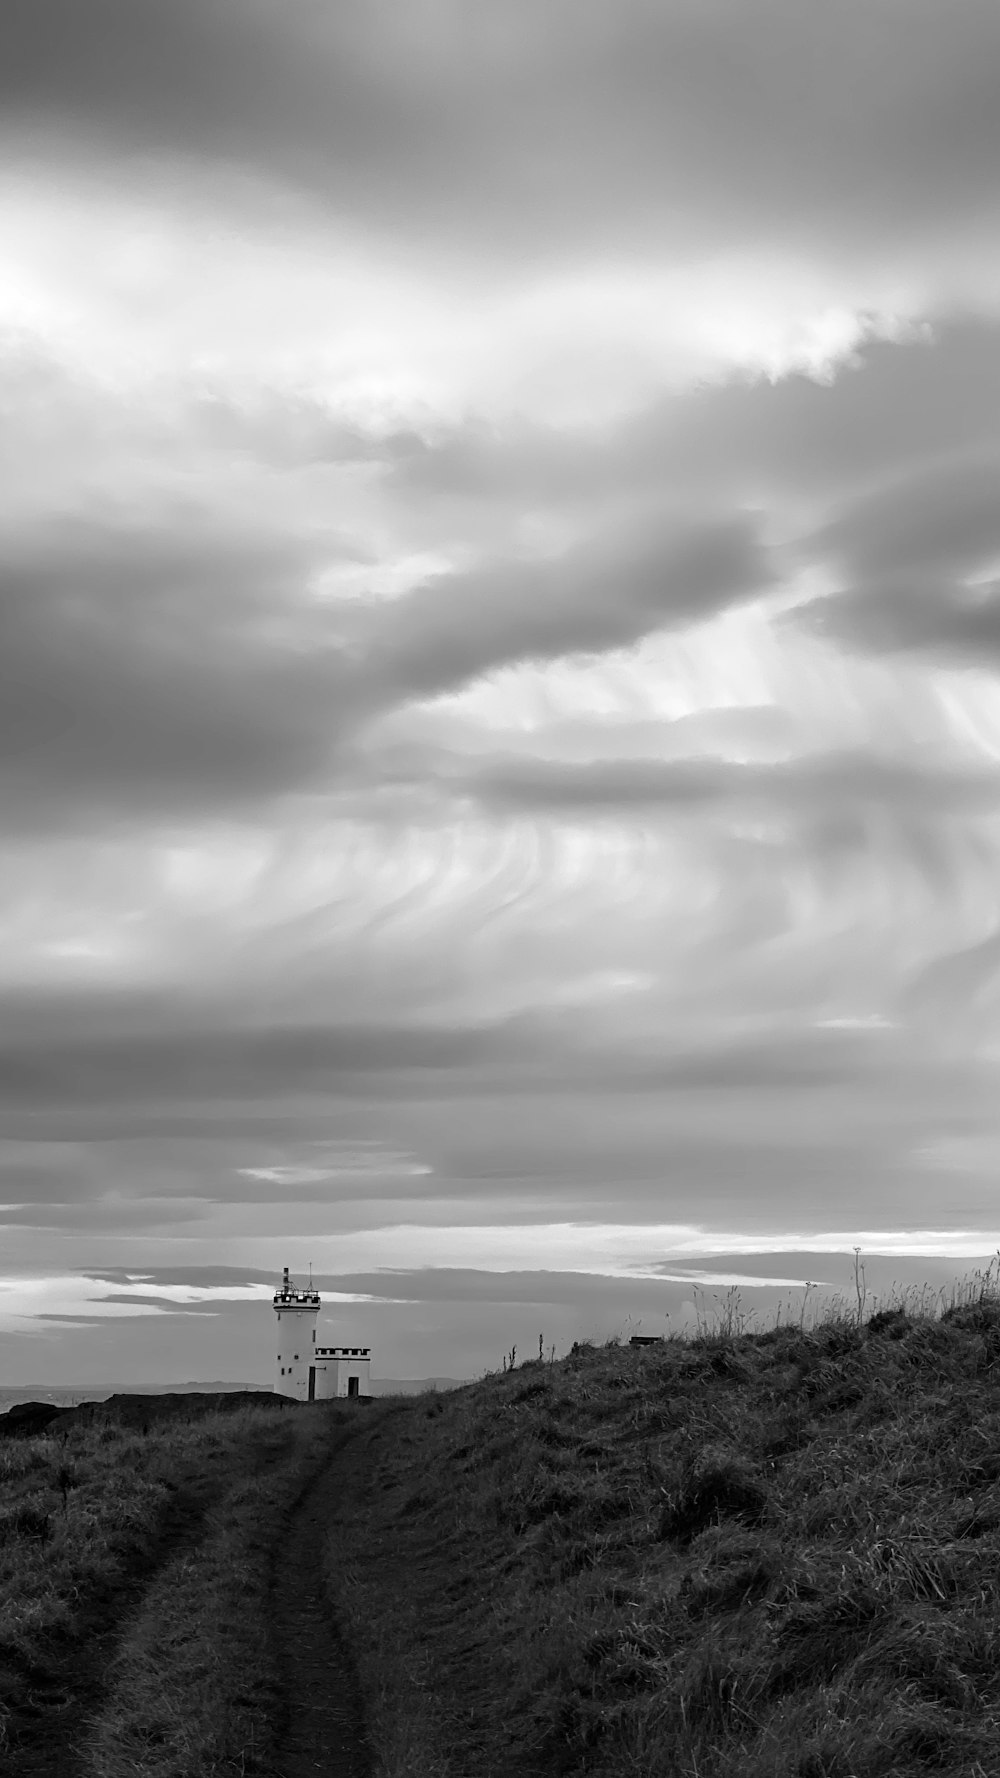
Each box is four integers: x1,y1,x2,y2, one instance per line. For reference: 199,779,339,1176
267,1454,373,1778
2,1473,218,1778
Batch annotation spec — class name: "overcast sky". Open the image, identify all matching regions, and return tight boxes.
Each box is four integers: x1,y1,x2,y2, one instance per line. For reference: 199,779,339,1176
4,1,1000,1386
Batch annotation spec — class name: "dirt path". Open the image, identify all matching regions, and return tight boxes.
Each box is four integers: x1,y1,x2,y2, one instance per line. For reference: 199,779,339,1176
266,1451,373,1778
265,1450,373,1778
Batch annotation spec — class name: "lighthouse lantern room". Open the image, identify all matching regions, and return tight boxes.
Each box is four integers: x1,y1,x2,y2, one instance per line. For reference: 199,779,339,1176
272,1266,372,1401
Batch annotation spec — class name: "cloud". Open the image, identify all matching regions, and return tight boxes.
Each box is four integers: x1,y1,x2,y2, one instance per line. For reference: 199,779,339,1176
391,319,1000,516
0,1272,270,1329
6,305,1000,845
191,390,425,472
0,987,931,1149
812,454,1000,579
0,1011,542,1109
899,925,1000,1031
237,1162,430,1188
0,508,361,825
367,513,776,699
0,456,777,826
235,1144,432,1195
786,442,1000,665
294,1266,826,1305
422,747,1000,822
4,0,1000,287
792,577,1000,667
0,1270,391,1331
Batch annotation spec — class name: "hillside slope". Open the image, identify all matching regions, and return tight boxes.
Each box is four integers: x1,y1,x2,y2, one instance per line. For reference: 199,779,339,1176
321,1295,1000,1778
0,1397,353,1776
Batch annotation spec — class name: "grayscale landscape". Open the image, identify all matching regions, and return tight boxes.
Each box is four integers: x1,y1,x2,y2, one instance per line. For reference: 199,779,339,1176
3,2,1000,1773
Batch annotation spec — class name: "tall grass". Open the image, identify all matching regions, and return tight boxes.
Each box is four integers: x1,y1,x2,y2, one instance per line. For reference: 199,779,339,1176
0,1399,329,1770
321,1254,1000,1778
8,1256,1000,1776
80,1405,335,1778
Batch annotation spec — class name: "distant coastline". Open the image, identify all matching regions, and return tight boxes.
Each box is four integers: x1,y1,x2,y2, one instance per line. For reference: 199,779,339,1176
0,1377,470,1411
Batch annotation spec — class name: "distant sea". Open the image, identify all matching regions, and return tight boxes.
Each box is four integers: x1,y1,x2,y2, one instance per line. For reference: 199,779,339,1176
0,1377,470,1412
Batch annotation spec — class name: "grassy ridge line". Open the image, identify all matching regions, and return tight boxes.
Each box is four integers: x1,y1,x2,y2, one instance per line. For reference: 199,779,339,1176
80,1404,344,1778
321,1266,1000,1778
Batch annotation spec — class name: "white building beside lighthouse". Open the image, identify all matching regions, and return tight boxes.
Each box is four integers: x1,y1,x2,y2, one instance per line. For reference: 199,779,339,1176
272,1266,372,1401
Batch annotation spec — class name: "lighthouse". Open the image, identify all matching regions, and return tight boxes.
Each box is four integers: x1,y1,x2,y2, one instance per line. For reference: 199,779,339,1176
273,1265,320,1400
272,1266,372,1400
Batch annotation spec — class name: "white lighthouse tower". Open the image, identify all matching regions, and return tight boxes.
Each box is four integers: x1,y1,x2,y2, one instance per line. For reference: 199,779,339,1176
272,1265,372,1400
273,1266,320,1400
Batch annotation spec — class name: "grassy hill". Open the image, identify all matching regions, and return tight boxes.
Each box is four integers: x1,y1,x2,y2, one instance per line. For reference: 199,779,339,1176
321,1260,1000,1778
5,1258,1000,1776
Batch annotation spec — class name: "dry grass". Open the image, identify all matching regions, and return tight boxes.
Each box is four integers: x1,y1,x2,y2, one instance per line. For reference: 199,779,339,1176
80,1404,337,1778
8,1256,1000,1777
0,1397,335,1772
321,1255,1000,1778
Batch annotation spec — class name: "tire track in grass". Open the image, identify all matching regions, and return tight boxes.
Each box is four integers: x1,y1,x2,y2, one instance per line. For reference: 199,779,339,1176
267,1449,373,1778
3,1473,218,1778
2,1396,296,1777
